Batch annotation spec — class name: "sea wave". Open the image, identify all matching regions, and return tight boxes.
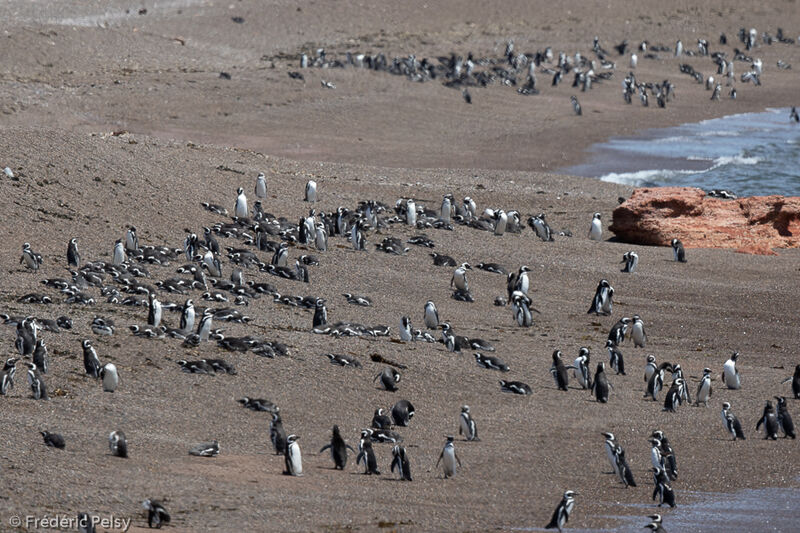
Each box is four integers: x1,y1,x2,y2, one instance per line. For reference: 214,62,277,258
598,168,696,186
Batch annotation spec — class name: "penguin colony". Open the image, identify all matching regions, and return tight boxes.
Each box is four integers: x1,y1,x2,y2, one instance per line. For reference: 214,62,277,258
4,28,800,532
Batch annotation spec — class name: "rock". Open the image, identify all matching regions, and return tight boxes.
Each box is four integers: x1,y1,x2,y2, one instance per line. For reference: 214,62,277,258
609,187,800,253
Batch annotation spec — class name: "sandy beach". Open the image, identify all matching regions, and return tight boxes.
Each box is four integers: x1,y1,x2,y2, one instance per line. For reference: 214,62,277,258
0,1,799,531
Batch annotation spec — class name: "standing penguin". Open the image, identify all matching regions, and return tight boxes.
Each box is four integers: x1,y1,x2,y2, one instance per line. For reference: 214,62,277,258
614,447,637,488
774,396,795,438
82,340,101,378
312,298,328,329
550,350,570,391
670,238,687,262
494,209,508,236
621,251,638,273
32,339,48,374
781,364,800,398
319,425,356,469
606,340,625,375
109,430,128,457
356,430,380,474
571,95,582,116
644,355,657,383
234,187,248,218
26,362,48,400
405,198,417,226
374,367,400,391
399,316,413,342
270,411,287,455
147,292,162,328
436,436,462,478
587,279,614,316
608,317,631,345
67,238,81,267
631,315,647,348
653,431,677,481
451,263,472,293
592,362,611,403
112,239,125,265
305,180,317,202
20,242,43,271
588,212,602,241
180,299,195,333
646,362,672,401
424,301,439,330
100,363,119,392
1,357,18,395
459,405,479,441
142,500,170,529
663,378,685,412
314,223,328,252
573,347,592,389
545,490,576,532
651,467,676,508
391,445,412,481
694,368,712,407
602,432,621,477
283,434,303,476
722,352,741,389
720,402,746,440
255,172,267,198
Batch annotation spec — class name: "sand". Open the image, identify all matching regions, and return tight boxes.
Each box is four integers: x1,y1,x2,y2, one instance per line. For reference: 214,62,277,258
0,1,799,532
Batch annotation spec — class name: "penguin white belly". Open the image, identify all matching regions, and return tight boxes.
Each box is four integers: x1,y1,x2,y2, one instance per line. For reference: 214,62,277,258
289,443,303,475
589,220,602,241
103,364,119,392
443,448,457,477
723,362,740,389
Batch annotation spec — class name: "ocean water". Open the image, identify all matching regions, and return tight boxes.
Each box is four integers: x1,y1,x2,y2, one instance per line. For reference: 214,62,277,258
564,107,800,197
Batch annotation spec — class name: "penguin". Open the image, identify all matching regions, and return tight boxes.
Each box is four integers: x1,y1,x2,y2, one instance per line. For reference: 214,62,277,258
391,399,415,426
592,362,610,403
644,514,666,533
500,379,532,395
319,426,355,470
356,430,380,474
399,316,413,341
189,440,220,457
474,352,509,372
670,238,687,262
644,355,657,383
100,363,119,392
621,251,638,273
234,187,248,218
1,357,19,395
550,350,570,391
109,430,128,457
351,219,366,251
587,279,614,316
372,408,392,429
530,214,554,242
602,432,621,477
142,499,170,529
147,292,162,328
91,316,115,336
494,209,507,236
631,315,647,348
15,318,37,356
451,262,472,292
270,411,287,454
436,436,462,478
82,340,101,378
21,242,43,271
722,351,741,389
630,53,638,68
653,431,678,481
651,467,676,508
675,39,683,56
374,367,400,391
606,340,625,375
391,445,412,481
615,447,637,488
514,265,531,295
646,362,672,401
314,222,328,251
112,239,126,265
196,308,214,341
459,405,479,441
313,298,328,328
284,434,303,476
33,339,48,374
440,195,452,223
78,513,96,533
255,172,267,198
720,402,746,440
67,237,81,267
782,364,800,398
694,368,712,407
573,347,593,389
272,243,289,267
571,95,582,116
41,430,65,449
305,180,317,202
511,291,533,327
608,317,630,345
791,107,800,123
403,198,417,226
26,362,48,400
774,396,795,438
180,299,195,333
663,378,684,412
203,250,222,278
545,490,576,532
588,212,602,241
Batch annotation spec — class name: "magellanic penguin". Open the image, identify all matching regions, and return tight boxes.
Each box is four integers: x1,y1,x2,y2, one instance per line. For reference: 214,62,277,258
602,432,621,477
147,292,162,328
608,317,631,346
1,357,19,395
41,430,65,448
671,238,687,262
374,367,400,391
189,440,220,457
545,490,576,532
722,352,741,389
720,402,746,440
550,350,570,391
694,368,712,407
631,315,647,348
112,239,126,265
125,226,138,253
372,408,392,429
399,316,413,342
26,362,48,400
391,400,415,427
100,363,119,392
142,499,170,529
571,95,582,116
270,411,287,454
67,238,81,267
405,198,417,226
436,435,462,478
451,263,472,293
621,251,638,273
614,447,637,488
319,425,356,469
356,430,380,474
109,430,128,457
82,340,101,378
284,434,303,476
587,279,614,316
573,347,593,389
180,299,195,333
592,362,611,403
423,301,439,330
606,340,625,375
312,298,328,329
663,378,685,412
234,187,248,218
781,364,800,398
391,445,412,481
651,467,676,508
305,180,317,202
255,172,267,198
646,362,672,401
774,396,795,438
459,405,479,441
33,339,48,374
652,431,678,481
20,242,43,271
588,212,602,241
644,514,666,532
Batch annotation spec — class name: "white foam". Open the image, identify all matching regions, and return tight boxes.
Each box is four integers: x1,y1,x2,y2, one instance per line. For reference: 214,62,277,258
598,168,695,186
710,155,760,168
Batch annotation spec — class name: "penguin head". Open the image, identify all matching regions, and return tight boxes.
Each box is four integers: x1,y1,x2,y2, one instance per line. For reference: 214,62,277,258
552,350,562,361
564,490,577,498
445,435,455,443
602,432,615,440
286,434,299,444
460,262,472,270
722,402,731,410
461,405,470,413
82,339,92,349
703,368,712,375
332,425,340,436
237,187,244,195
774,396,786,407
593,212,601,220
731,351,740,362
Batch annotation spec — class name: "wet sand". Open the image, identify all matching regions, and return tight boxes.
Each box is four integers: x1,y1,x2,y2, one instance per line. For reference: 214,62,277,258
1,1,799,532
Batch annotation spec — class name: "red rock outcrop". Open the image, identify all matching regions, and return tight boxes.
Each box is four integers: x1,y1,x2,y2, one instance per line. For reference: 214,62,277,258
609,187,800,254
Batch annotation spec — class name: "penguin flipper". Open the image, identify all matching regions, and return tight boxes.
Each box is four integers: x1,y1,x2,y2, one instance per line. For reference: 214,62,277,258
356,451,364,465
319,444,331,453
346,444,356,453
